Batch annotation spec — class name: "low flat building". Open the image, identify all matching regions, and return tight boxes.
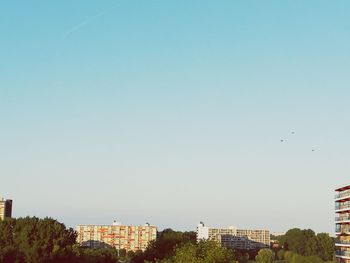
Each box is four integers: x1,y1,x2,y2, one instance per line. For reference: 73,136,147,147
76,220,157,252
197,222,270,250
0,197,12,220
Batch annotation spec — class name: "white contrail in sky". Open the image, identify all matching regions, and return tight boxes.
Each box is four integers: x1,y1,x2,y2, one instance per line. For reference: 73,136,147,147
63,5,119,38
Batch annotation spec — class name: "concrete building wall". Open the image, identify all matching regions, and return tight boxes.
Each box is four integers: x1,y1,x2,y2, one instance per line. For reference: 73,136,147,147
196,222,270,250
236,229,270,247
197,222,209,241
0,198,12,220
76,222,157,252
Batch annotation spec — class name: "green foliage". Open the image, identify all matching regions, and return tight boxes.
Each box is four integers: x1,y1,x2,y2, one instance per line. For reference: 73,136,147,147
289,254,323,263
280,228,314,255
284,251,295,262
0,217,77,263
276,249,285,260
236,251,250,263
0,217,119,263
255,249,274,263
315,233,335,261
281,250,327,263
278,228,334,260
118,248,126,260
0,219,336,263
160,240,238,263
130,228,196,263
78,248,119,263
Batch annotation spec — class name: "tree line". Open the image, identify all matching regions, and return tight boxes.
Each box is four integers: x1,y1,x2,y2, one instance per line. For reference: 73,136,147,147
0,217,118,263
133,227,335,263
271,228,335,262
0,217,336,263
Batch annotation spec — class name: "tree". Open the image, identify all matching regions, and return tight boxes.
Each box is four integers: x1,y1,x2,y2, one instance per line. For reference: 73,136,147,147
79,248,119,263
281,228,317,256
118,248,127,261
161,240,238,263
131,229,196,263
235,251,249,263
280,228,335,261
0,218,16,262
290,254,323,263
0,217,77,263
284,251,295,262
305,236,318,256
255,249,274,263
276,249,285,260
315,233,334,261
0,216,120,263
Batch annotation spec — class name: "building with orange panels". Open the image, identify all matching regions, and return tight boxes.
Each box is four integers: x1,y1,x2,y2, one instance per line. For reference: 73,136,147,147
335,184,350,262
76,220,157,252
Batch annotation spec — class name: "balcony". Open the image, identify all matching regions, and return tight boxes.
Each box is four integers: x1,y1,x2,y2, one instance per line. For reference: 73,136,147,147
336,250,350,258
336,227,350,233
336,203,350,212
336,216,350,222
336,190,350,200
336,240,350,246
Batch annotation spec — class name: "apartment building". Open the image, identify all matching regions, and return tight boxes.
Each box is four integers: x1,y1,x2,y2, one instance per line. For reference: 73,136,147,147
0,197,12,220
76,220,157,252
335,184,350,262
197,222,270,250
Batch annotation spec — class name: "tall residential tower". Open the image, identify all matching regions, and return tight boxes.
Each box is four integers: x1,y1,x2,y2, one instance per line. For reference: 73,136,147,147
0,198,12,220
335,184,350,262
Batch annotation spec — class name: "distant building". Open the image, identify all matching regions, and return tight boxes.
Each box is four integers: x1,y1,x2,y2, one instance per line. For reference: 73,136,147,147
76,220,157,252
197,222,270,250
335,184,350,262
271,232,285,237
0,198,12,220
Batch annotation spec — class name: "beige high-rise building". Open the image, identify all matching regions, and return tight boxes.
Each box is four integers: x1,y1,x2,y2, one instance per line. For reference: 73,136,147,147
0,198,12,220
197,222,270,250
76,220,157,252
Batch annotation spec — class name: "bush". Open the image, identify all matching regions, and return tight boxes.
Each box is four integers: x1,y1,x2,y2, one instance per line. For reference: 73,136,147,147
160,240,238,263
284,251,295,262
276,249,285,260
255,249,274,263
290,254,323,263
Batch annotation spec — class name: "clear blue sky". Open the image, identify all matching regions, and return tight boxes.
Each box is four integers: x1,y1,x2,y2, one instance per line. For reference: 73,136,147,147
1,0,350,234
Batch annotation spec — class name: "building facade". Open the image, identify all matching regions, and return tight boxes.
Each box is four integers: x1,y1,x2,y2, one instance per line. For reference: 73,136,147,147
335,184,350,262
0,198,12,220
197,222,270,250
76,221,157,252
